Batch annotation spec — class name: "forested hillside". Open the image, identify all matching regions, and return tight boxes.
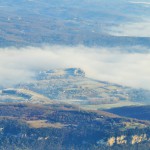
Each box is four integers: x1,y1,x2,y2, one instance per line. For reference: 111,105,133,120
0,103,149,149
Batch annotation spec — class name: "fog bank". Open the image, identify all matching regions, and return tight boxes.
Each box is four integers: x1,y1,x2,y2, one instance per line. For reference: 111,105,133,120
0,46,150,89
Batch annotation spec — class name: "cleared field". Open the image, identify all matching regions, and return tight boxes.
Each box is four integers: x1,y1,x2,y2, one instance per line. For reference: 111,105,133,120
27,120,65,128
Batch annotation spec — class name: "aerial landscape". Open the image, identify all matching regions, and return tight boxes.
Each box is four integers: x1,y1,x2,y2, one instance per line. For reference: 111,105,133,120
0,0,150,149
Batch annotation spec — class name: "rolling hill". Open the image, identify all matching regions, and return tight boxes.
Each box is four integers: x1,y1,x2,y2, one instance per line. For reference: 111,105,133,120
104,105,150,121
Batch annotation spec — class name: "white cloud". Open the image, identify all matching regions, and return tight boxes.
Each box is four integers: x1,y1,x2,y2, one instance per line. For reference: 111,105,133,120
0,46,150,90
107,20,150,37
129,1,150,5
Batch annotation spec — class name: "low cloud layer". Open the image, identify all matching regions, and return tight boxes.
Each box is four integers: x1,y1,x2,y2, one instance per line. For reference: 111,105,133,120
0,46,150,90
107,19,150,37
130,1,150,5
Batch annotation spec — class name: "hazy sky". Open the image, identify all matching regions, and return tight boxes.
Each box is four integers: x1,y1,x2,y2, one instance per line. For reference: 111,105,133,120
0,45,150,90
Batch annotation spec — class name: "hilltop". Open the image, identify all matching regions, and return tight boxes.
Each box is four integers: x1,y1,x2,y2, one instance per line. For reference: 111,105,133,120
0,68,149,109
14,68,150,106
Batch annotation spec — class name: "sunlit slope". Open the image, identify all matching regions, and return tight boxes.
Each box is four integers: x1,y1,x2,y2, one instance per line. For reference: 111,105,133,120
0,88,53,104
